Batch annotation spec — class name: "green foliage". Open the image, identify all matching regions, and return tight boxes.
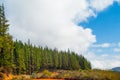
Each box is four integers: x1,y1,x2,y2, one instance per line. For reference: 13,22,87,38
12,40,91,74
30,72,37,78
0,4,14,68
41,70,52,78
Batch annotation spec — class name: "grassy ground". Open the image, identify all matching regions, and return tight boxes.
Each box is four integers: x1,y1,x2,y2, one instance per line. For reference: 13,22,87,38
1,69,120,80
31,69,120,80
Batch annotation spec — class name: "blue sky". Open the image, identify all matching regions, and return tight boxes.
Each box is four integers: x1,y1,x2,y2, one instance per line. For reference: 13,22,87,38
82,2,120,69
81,2,120,43
3,0,120,69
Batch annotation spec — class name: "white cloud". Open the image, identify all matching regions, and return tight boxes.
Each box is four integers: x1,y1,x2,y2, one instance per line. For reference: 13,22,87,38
5,0,97,53
114,48,120,52
118,42,120,47
89,0,114,12
85,52,120,69
88,42,120,69
113,42,120,52
116,0,120,2
4,0,119,54
97,49,103,52
91,43,111,48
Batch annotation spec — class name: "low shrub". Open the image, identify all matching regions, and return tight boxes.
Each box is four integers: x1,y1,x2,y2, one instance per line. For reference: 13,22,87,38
40,70,52,78
12,75,31,80
31,72,37,78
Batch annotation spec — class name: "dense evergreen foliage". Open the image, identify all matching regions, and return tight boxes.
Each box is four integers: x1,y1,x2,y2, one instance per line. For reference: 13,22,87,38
0,4,14,67
13,40,91,74
0,4,91,75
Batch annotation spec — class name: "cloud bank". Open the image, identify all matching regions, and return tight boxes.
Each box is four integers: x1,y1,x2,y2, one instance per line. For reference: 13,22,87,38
6,0,97,53
86,42,120,69
85,52,120,69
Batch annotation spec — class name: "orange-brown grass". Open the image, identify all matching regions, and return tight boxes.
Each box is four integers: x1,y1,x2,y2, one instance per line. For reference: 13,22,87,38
34,69,120,80
2,73,13,80
1,69,120,80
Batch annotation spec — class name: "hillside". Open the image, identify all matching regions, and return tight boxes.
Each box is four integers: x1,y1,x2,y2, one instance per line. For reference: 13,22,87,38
112,67,120,72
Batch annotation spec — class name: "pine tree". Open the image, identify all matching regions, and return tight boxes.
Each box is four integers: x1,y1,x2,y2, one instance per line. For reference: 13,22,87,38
0,4,13,67
13,40,92,74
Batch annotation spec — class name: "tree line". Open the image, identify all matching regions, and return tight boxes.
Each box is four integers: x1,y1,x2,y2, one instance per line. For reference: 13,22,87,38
0,4,91,75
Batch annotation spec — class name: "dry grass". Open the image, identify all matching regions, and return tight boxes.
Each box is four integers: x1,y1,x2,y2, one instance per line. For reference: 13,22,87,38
30,69,120,80
1,69,120,80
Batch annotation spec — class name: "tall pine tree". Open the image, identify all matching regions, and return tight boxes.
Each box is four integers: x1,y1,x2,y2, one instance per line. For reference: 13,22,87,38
0,4,13,67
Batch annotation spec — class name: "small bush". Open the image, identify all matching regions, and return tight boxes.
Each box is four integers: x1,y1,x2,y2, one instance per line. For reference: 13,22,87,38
35,73,43,79
41,70,52,78
31,72,37,78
